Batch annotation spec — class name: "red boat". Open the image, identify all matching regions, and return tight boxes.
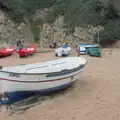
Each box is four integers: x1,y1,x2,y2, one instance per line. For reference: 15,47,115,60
0,46,16,58
17,44,36,57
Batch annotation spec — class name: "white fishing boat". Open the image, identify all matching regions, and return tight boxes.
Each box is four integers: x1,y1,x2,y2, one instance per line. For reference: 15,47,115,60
55,47,71,57
0,57,87,104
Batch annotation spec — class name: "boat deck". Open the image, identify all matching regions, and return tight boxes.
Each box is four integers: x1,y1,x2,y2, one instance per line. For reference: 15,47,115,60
2,57,86,74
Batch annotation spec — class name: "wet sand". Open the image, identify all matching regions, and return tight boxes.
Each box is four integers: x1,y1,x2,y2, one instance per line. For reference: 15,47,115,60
0,48,120,120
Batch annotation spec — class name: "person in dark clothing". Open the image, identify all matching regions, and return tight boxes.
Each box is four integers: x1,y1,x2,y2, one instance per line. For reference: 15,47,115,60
20,40,24,49
53,42,57,48
49,44,52,48
17,40,24,50
49,42,57,48
17,40,21,47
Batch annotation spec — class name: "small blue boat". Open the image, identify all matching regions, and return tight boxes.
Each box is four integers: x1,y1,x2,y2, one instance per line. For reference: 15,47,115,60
80,44,99,48
76,44,99,54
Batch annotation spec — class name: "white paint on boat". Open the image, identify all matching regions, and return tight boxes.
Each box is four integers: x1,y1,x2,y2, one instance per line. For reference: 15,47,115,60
85,44,99,48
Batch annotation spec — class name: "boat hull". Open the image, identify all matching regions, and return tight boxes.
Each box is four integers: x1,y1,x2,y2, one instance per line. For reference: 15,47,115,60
0,80,75,104
0,48,16,57
17,45,36,57
0,68,82,104
0,57,87,104
17,48,36,57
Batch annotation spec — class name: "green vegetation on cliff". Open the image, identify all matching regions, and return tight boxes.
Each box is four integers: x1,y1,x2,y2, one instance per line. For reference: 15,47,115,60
6,0,56,22
52,0,120,44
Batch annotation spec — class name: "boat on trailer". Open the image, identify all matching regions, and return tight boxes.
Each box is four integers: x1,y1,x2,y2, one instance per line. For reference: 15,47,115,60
0,57,87,104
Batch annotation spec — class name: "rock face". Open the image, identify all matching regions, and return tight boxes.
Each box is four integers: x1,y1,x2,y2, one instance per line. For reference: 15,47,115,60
0,10,26,46
42,16,65,45
42,16,103,47
0,10,102,47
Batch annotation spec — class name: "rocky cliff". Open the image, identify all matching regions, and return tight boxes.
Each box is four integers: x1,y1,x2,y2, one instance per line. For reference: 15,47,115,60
0,10,26,46
0,10,102,47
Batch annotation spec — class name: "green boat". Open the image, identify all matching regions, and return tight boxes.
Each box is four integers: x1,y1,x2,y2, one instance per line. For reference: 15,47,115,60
86,46,101,57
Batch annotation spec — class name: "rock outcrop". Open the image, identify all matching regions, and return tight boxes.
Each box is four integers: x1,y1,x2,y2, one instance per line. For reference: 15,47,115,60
42,16,103,47
0,10,103,47
0,10,26,46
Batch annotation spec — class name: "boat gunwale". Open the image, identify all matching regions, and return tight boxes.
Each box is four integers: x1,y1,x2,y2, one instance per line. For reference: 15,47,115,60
0,62,87,75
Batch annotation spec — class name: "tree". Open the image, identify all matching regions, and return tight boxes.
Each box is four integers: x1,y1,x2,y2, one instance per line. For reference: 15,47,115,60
7,0,56,22
94,20,120,46
52,0,120,44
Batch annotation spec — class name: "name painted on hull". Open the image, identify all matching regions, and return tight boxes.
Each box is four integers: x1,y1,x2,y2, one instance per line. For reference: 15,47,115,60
9,73,20,78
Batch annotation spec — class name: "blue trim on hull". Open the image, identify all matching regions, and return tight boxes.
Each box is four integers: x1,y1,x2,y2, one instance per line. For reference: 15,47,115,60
0,82,73,104
76,49,86,53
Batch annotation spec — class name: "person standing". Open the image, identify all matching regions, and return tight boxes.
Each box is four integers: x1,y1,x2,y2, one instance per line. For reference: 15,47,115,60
17,40,21,50
17,39,24,50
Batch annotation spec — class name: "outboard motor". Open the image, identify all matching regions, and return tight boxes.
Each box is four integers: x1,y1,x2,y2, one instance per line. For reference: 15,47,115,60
0,92,9,101
0,93,9,104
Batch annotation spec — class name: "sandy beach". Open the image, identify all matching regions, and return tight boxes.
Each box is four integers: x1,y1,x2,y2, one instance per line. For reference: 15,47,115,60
0,48,120,120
